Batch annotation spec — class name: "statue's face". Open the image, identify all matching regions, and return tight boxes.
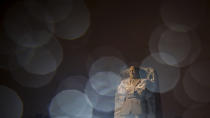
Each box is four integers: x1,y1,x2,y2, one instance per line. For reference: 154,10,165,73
129,66,139,79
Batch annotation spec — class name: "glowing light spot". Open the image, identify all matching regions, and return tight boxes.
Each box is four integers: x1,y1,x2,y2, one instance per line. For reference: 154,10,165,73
149,25,176,65
16,46,57,75
57,75,87,93
49,90,93,118
89,72,121,96
24,0,73,23
87,46,125,71
9,55,56,88
149,25,202,67
53,116,69,118
89,56,127,79
158,30,191,66
183,70,210,103
15,38,63,75
160,0,205,32
85,81,115,112
173,82,195,108
4,2,53,48
189,60,210,88
140,53,180,93
158,52,178,66
54,0,90,40
0,85,23,118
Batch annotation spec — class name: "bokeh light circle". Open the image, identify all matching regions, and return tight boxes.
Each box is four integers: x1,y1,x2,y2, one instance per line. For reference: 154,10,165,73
158,30,191,66
89,56,127,79
158,52,178,66
183,70,210,103
149,25,202,67
0,85,23,118
89,72,121,97
24,0,73,23
54,0,90,40
87,46,125,71
0,35,14,70
53,116,69,118
90,46,124,59
16,46,57,75
9,55,56,88
149,25,168,64
15,38,63,75
85,80,115,112
4,2,54,48
188,60,210,88
46,38,63,68
173,81,196,108
176,32,202,67
140,53,181,93
160,0,205,32
49,89,93,118
56,75,87,93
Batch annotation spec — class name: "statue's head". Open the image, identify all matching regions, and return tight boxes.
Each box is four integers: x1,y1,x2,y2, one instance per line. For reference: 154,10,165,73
129,66,140,79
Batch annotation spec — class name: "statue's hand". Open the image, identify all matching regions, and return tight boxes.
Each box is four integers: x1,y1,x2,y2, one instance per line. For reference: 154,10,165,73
135,88,144,95
134,90,139,96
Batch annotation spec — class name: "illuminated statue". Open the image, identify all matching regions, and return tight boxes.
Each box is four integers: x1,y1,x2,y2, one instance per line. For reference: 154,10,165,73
114,66,159,118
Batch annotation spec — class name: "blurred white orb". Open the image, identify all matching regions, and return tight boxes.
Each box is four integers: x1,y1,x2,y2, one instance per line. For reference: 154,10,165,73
160,0,205,32
140,53,181,93
149,25,168,64
89,56,127,79
0,85,23,118
188,60,210,88
87,46,125,71
183,70,210,103
4,2,53,48
24,0,73,23
9,55,56,88
85,81,115,112
54,0,90,40
158,30,191,66
89,72,121,96
173,82,196,108
16,46,57,75
149,25,202,67
57,75,87,93
16,38,63,75
49,90,93,118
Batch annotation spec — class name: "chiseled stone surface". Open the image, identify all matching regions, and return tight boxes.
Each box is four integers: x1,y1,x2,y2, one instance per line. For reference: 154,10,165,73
114,66,158,118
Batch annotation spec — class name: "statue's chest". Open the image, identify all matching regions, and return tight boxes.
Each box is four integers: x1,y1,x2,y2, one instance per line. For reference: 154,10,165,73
124,79,146,93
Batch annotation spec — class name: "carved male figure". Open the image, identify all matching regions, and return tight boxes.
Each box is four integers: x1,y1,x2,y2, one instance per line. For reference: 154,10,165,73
114,66,157,118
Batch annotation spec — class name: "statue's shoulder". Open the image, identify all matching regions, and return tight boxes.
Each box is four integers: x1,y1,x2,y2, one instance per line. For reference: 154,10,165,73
121,78,130,84
118,78,130,87
140,67,154,72
117,78,130,94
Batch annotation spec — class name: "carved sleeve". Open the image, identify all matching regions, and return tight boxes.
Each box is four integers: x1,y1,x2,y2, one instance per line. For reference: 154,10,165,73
140,67,158,92
114,80,126,114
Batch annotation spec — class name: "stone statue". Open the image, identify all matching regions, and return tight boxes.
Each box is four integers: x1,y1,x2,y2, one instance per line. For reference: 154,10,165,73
114,66,159,118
